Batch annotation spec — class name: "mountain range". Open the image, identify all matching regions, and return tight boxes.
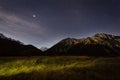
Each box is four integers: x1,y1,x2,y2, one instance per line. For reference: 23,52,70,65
45,33,120,56
0,33,42,56
0,33,120,56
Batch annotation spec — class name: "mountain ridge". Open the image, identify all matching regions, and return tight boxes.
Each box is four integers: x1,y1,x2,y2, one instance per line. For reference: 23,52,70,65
0,33,120,56
0,33,42,56
45,33,120,56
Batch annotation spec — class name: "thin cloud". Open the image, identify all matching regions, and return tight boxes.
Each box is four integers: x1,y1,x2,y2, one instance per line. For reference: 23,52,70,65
0,11,45,36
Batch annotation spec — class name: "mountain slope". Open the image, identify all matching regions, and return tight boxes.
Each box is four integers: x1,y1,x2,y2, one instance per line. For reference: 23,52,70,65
44,38,80,55
0,33,42,56
45,33,120,56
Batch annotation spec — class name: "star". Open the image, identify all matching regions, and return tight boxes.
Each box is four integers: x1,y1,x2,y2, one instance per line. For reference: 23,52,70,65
32,14,36,18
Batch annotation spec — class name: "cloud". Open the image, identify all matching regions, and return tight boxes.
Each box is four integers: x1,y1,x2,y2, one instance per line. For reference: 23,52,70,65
0,10,46,40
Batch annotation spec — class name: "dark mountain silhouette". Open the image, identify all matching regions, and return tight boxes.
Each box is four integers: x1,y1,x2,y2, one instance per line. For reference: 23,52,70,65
1,33,120,56
45,33,120,56
44,38,80,55
0,33,42,56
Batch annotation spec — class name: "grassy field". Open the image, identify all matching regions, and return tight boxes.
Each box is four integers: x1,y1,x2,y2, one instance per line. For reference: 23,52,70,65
0,56,120,80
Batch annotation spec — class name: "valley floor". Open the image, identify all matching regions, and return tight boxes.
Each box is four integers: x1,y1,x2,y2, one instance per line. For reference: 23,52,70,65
0,56,120,80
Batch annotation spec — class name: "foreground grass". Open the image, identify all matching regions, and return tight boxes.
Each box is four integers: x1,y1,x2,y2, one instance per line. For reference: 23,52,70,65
0,56,120,80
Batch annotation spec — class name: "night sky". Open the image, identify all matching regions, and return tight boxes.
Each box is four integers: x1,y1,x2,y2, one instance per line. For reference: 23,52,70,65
0,0,120,48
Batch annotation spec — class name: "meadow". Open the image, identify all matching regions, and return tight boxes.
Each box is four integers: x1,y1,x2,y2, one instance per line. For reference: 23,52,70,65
0,56,120,80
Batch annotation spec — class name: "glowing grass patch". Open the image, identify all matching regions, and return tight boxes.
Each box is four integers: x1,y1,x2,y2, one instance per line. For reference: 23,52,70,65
0,56,120,80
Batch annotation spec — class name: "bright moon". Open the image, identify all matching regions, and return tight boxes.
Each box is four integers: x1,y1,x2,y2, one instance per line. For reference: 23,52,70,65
32,14,36,18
